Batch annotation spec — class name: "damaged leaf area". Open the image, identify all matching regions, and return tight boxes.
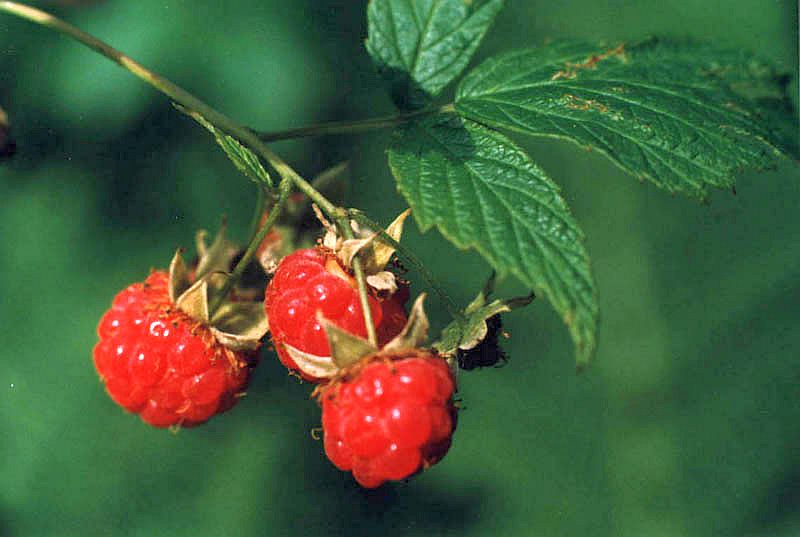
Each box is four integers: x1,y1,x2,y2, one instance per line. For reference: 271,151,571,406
456,38,799,200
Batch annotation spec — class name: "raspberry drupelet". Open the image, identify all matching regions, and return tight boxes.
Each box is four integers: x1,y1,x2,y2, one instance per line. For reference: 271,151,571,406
93,271,255,428
265,248,408,381
318,351,457,488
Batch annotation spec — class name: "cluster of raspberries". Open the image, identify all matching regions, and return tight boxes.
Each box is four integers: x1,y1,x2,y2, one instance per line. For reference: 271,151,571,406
94,246,458,489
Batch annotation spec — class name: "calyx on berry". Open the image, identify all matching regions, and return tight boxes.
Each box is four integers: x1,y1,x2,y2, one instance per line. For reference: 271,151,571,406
318,292,432,373
169,226,269,352
319,208,411,295
433,273,534,367
272,210,413,381
257,162,351,275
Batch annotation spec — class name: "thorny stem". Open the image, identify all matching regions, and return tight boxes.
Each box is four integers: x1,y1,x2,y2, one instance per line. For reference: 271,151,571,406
256,105,454,142
209,178,293,316
348,210,462,320
0,1,380,341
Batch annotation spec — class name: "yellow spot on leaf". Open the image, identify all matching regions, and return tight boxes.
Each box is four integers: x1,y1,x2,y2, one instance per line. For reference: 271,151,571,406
551,43,627,81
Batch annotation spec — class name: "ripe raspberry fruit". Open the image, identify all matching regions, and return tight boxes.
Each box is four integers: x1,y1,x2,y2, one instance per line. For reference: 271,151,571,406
318,351,457,488
93,271,256,428
265,248,408,381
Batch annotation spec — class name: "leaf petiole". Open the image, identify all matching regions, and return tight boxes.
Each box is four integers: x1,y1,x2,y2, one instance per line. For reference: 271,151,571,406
255,106,453,143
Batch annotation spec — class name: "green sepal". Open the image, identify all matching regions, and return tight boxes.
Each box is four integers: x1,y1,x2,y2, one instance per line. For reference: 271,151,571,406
282,343,341,380
434,274,534,356
319,314,379,369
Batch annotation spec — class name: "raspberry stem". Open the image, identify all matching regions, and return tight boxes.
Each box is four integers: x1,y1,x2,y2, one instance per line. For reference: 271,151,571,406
246,185,268,246
209,177,293,316
336,216,379,346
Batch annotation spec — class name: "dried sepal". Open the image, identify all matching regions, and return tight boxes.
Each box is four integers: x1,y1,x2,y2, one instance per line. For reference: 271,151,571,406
366,271,398,295
174,278,210,324
317,209,411,282
168,249,192,303
383,294,429,353
194,222,237,280
257,224,297,275
209,302,269,352
368,208,410,272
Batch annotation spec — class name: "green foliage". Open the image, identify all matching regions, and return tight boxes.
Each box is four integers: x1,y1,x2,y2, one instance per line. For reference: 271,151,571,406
176,104,273,189
1,1,800,536
434,273,533,357
456,38,798,199
388,115,597,366
366,0,504,109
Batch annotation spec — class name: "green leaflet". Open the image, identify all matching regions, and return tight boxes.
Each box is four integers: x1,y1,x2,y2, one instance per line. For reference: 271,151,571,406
366,0,504,110
175,104,273,189
389,114,598,367
456,38,799,199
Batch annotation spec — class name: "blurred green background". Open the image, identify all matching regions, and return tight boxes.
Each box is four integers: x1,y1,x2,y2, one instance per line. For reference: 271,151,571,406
1,1,798,536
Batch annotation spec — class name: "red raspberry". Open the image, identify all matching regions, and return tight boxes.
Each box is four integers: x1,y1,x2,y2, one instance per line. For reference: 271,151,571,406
265,248,408,381
318,352,457,488
93,271,254,428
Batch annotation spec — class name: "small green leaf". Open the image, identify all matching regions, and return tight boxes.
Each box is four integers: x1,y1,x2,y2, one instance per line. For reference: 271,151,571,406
175,104,273,189
366,0,504,109
434,273,533,357
456,38,799,199
389,114,598,367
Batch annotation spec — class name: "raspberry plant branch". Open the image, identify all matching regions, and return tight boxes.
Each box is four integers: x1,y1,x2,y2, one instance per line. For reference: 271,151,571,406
0,0,380,346
0,3,331,220
246,186,268,245
208,177,293,316
255,105,455,143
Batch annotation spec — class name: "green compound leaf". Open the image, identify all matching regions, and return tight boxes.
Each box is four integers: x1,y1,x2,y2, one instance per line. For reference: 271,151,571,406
389,114,598,368
366,0,504,110
456,38,799,200
175,104,273,189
